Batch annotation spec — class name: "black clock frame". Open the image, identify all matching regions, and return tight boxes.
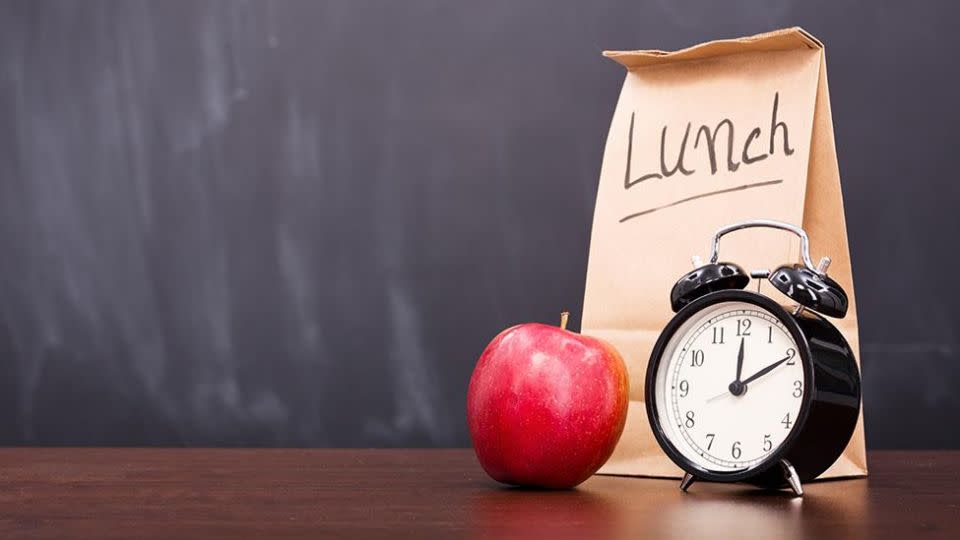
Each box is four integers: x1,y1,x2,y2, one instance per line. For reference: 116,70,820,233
645,289,861,488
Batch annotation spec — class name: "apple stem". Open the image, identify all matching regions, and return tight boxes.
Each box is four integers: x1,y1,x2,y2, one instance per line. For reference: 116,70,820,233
560,311,569,331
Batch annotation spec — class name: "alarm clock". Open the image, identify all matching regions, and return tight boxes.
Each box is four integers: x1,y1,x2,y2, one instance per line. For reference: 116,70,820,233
645,219,861,496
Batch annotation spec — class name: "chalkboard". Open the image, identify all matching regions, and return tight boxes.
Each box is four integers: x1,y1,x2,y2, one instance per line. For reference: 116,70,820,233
1,0,957,448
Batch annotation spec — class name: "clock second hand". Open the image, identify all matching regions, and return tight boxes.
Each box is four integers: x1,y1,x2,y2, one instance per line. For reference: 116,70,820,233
706,390,732,403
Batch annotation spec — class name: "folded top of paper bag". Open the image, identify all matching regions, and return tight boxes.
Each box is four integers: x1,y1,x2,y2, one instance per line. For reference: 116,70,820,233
603,27,823,69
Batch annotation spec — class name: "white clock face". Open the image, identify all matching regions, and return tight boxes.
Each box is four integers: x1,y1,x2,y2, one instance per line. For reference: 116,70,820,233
653,301,805,473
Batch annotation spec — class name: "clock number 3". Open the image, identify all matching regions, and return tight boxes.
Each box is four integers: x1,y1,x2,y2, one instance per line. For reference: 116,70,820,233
793,380,803,398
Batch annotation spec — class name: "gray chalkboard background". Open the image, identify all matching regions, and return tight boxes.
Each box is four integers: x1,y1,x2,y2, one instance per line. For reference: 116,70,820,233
1,1,957,448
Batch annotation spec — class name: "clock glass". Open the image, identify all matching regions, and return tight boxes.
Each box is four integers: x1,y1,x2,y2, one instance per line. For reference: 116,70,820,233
653,301,805,472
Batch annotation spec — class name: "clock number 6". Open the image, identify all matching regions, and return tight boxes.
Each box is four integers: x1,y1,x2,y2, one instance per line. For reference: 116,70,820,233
731,441,742,459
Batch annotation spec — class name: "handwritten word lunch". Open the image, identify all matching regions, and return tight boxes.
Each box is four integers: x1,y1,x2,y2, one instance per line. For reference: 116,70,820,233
624,92,795,189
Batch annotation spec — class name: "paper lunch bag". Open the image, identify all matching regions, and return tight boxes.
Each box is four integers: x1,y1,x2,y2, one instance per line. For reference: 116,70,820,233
582,28,867,479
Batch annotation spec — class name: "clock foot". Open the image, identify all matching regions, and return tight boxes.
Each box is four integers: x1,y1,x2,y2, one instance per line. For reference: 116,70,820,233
680,472,696,492
780,459,803,497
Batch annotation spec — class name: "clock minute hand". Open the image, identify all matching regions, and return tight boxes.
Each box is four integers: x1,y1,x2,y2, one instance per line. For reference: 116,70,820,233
735,337,745,381
741,354,792,385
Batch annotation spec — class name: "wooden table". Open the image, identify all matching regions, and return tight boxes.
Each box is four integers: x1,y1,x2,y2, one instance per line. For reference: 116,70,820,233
0,449,956,539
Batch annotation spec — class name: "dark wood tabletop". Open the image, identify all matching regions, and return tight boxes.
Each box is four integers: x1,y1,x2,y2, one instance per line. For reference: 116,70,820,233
0,449,956,539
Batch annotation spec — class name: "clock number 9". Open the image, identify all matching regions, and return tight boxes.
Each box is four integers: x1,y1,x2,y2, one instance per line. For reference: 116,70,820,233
679,380,690,397
731,441,742,459
689,350,704,367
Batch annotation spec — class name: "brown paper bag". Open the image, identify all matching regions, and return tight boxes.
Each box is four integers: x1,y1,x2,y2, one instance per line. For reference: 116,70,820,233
582,27,866,479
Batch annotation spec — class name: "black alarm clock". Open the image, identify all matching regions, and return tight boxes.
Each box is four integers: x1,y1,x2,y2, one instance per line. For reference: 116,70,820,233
645,219,861,496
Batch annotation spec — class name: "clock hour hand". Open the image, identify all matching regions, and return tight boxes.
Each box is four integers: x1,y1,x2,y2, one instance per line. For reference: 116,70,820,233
741,353,793,385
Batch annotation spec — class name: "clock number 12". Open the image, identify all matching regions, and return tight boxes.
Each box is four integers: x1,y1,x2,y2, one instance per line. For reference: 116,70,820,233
736,319,752,336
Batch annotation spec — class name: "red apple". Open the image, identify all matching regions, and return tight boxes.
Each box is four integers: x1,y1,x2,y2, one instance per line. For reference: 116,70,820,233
467,313,629,488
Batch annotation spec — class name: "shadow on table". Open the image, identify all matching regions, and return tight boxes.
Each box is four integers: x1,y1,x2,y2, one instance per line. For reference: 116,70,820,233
467,477,868,540
467,485,618,539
